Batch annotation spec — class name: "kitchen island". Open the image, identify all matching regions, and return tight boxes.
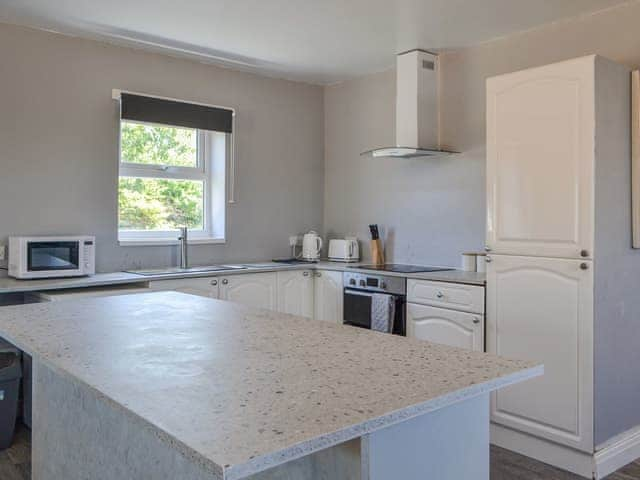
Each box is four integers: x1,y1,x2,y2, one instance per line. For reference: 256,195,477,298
0,292,540,479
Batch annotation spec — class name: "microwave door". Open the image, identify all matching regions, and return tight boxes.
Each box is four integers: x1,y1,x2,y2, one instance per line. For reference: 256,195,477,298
27,242,80,272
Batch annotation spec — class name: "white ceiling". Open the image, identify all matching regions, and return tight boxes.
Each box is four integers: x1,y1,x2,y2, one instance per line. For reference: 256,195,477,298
0,0,632,84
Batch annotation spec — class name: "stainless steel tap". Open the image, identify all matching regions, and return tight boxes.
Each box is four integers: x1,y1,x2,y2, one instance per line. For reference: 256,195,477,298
178,227,188,269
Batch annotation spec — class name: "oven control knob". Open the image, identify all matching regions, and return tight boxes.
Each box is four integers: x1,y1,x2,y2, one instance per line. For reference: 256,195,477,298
349,278,356,286
359,279,366,287
380,282,387,290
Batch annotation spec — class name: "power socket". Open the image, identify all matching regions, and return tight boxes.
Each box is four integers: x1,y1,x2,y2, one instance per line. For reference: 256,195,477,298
289,236,301,247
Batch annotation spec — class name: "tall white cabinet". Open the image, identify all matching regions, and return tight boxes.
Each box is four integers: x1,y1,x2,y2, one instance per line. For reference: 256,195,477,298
486,255,593,451
486,55,633,478
486,56,595,260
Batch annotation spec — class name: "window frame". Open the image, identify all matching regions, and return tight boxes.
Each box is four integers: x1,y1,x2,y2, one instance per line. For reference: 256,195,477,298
117,119,225,245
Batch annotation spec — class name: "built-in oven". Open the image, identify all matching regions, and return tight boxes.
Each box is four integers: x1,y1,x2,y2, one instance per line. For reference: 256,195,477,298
343,272,406,336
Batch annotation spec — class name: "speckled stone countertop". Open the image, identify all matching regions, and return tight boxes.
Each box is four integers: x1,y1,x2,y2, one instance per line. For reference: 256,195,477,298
0,292,538,479
0,261,484,295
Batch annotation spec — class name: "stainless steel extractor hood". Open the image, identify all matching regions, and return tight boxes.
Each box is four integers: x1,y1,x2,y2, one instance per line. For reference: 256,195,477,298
362,49,457,159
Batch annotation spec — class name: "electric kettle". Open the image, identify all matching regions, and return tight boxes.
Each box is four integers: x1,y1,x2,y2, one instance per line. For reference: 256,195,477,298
302,231,323,261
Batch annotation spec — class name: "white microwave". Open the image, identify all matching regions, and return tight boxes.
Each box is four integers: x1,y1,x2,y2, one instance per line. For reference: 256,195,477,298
8,236,96,279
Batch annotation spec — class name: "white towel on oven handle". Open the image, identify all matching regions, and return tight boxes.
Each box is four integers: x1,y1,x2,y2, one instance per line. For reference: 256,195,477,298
371,293,395,333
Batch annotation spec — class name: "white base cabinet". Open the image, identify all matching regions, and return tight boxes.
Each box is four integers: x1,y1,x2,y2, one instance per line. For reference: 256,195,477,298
406,279,485,352
148,269,344,323
277,270,314,318
218,273,278,311
407,303,483,352
313,270,343,324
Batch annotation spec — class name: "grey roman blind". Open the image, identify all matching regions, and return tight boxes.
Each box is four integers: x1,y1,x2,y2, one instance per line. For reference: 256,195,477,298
120,93,233,133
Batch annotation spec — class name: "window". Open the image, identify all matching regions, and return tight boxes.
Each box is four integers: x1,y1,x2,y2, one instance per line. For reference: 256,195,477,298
115,92,232,244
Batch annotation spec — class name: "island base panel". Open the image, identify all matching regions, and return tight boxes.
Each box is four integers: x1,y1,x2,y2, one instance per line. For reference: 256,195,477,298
31,360,222,480
362,393,490,480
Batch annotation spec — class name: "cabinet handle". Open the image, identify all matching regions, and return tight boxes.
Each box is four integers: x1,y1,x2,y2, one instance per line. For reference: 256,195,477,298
580,263,589,270
210,280,218,286
222,279,229,285
485,256,492,263
473,317,481,324
303,271,309,277
436,291,444,299
580,250,589,258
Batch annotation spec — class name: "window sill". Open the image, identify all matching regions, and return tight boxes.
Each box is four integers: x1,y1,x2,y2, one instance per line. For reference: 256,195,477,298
118,237,226,247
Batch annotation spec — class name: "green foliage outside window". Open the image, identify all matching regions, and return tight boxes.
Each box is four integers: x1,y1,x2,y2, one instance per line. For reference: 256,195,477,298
118,122,205,231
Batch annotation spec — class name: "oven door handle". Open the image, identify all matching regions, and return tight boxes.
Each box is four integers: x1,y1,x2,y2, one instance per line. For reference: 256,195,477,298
344,289,395,298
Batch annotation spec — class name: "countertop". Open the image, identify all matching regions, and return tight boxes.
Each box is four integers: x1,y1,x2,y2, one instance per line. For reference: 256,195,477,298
0,292,539,479
0,261,485,295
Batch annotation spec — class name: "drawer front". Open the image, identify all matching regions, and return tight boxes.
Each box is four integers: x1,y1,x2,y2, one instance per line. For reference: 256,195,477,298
407,280,485,314
407,303,484,352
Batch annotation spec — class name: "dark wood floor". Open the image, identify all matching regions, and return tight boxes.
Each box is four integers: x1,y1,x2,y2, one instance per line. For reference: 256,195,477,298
491,444,640,480
1,424,639,479
0,425,30,480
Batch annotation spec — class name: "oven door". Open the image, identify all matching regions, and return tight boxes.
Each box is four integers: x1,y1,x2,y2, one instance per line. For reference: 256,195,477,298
343,289,406,335
26,241,81,274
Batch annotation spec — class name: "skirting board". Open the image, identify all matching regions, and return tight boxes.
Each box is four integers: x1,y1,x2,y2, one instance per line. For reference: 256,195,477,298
594,424,640,479
492,423,640,480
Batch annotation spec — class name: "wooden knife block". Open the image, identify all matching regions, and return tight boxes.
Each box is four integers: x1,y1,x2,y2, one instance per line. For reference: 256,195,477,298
370,239,385,265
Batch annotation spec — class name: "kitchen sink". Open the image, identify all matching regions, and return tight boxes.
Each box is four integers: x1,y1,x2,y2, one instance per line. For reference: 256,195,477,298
127,265,247,276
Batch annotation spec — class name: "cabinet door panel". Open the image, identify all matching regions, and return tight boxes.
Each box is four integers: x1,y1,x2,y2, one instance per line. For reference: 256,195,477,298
149,278,219,299
486,254,593,452
277,270,314,318
313,270,343,323
219,273,277,310
407,303,483,351
487,57,594,258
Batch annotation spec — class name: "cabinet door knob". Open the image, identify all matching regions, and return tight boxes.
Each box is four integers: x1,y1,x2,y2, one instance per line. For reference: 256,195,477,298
222,279,229,285
580,263,589,270
580,250,589,258
210,280,218,286
303,271,309,277
484,246,492,252
473,317,481,324
436,292,444,299
315,272,322,277
485,256,492,263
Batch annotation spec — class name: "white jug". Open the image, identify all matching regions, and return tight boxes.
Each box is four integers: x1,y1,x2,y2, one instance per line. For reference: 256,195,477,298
302,231,323,261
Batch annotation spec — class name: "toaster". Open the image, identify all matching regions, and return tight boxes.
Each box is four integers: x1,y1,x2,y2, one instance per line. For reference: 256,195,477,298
328,238,360,262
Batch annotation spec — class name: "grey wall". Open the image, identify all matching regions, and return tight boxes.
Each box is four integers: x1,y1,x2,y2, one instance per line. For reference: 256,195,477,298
323,70,485,267
324,1,640,444
0,22,324,272
593,57,640,446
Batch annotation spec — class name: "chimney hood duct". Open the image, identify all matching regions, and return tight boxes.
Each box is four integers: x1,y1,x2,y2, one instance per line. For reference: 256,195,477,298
362,49,457,159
